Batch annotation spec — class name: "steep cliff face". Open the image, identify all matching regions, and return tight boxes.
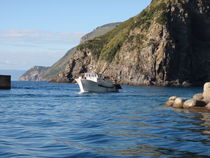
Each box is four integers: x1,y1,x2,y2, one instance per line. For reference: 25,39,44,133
20,23,120,82
47,23,120,82
57,0,210,86
165,0,210,85
40,47,77,82
19,66,49,81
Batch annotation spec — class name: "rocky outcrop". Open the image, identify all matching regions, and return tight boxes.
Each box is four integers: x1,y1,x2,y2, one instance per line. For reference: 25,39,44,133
19,66,49,81
20,23,120,82
40,47,77,82
80,22,121,43
173,97,185,108
183,99,197,109
54,0,210,86
165,82,210,111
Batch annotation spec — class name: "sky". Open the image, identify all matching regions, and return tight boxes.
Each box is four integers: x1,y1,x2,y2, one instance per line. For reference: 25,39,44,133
0,0,151,70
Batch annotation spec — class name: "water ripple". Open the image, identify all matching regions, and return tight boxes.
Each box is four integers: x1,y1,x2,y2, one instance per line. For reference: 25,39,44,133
0,82,210,157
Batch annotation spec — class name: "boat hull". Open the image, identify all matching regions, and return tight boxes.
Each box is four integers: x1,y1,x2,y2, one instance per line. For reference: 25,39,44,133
75,79,118,93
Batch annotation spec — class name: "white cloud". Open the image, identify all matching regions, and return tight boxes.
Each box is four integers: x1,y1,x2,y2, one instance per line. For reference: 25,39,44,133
0,30,85,45
0,50,67,70
4,60,10,64
0,30,87,70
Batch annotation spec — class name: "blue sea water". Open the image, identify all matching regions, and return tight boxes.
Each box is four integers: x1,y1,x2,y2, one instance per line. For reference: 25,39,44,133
0,81,210,158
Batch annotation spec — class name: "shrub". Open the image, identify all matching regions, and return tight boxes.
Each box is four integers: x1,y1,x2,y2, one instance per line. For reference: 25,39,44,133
77,0,167,62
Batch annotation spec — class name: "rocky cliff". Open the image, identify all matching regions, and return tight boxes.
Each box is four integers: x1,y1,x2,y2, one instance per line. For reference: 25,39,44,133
80,22,121,43
19,23,120,82
54,0,210,86
19,66,49,81
40,47,77,82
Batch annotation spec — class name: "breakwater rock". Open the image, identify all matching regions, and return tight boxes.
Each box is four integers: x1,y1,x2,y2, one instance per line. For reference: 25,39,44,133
166,82,210,110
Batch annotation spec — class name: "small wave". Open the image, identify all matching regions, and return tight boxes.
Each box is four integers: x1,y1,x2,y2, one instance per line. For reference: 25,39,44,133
0,82,208,158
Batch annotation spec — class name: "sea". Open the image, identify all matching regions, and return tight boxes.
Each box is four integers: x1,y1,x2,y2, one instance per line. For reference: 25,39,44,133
0,81,210,158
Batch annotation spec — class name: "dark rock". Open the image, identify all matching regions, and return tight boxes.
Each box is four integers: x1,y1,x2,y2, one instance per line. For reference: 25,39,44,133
195,100,207,107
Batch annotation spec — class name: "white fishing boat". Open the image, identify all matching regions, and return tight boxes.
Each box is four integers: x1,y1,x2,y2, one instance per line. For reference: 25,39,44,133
75,73,121,93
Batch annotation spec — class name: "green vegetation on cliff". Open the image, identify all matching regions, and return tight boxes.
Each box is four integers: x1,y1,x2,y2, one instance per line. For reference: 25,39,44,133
52,0,210,86
80,23,121,43
78,0,167,62
21,0,210,86
20,23,120,82
41,47,76,80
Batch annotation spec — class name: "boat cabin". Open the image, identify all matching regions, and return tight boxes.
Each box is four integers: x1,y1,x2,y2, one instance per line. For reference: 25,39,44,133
79,73,98,82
